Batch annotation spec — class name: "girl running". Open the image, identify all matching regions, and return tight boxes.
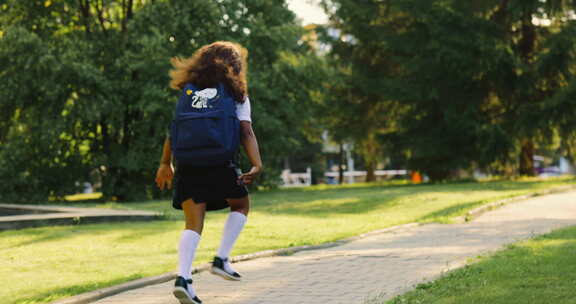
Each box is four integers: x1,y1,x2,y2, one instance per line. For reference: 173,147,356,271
155,41,263,304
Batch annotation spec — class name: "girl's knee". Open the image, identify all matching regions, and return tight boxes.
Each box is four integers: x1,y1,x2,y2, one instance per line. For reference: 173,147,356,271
184,225,203,234
227,196,250,214
231,205,249,215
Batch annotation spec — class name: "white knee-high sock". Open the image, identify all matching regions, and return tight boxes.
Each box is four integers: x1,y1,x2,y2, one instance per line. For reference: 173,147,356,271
178,230,200,297
217,212,247,272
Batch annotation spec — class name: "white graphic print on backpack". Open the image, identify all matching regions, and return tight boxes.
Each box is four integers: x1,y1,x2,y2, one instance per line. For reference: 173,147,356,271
188,88,218,109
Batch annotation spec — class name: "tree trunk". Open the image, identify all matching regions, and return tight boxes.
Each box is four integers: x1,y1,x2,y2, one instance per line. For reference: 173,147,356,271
338,142,344,184
516,10,536,177
360,134,379,183
78,0,92,34
519,138,535,176
365,161,376,182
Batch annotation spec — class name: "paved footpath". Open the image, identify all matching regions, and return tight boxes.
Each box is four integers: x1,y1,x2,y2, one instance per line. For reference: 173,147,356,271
94,191,576,304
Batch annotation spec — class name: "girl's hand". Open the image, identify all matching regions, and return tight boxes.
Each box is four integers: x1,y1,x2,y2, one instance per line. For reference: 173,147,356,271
238,166,261,185
155,163,174,190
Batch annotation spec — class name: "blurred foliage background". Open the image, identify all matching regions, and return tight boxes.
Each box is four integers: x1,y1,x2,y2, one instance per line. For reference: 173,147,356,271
1,0,576,203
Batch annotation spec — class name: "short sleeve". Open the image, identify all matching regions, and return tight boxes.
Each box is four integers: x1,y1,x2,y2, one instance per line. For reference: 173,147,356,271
236,96,252,122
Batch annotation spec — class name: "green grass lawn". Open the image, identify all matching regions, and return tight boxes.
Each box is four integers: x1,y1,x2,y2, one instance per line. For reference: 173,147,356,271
378,224,576,304
1,178,574,304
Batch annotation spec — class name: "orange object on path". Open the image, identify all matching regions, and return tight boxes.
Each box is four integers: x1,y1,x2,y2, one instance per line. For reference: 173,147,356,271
411,171,422,184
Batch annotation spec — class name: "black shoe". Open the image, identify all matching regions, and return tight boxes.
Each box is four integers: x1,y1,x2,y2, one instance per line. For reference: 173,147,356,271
173,276,202,304
210,256,242,281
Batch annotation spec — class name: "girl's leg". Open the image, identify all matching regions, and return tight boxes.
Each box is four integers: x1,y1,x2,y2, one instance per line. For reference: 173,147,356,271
182,198,207,233
177,199,206,297
227,195,250,215
214,196,250,275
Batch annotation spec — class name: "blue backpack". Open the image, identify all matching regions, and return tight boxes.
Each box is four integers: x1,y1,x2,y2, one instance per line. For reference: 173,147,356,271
170,83,240,166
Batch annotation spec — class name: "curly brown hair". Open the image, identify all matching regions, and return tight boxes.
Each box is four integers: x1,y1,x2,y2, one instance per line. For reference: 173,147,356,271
169,41,248,103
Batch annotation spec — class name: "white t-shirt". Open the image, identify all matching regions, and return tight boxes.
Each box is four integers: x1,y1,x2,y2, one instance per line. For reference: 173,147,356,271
236,97,252,122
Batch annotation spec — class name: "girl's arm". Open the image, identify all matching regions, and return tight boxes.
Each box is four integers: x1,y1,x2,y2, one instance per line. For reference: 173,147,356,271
238,121,262,184
159,137,172,165
155,137,174,190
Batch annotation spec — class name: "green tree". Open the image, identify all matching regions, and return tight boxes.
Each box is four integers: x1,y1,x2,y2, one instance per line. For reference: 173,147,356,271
486,0,576,176
0,0,321,202
322,0,576,180
0,27,88,203
313,23,397,182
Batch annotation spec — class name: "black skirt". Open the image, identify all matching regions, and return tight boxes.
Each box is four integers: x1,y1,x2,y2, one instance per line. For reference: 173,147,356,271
172,163,249,211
